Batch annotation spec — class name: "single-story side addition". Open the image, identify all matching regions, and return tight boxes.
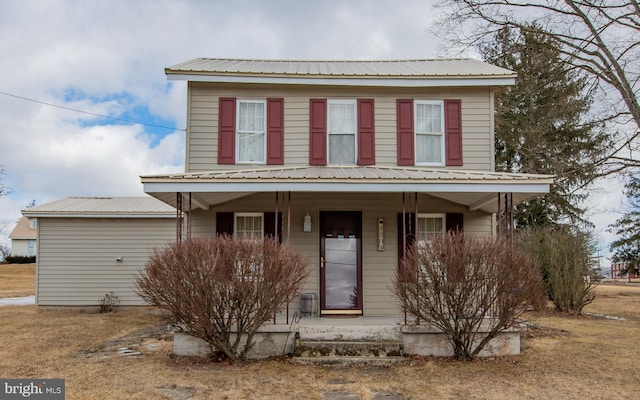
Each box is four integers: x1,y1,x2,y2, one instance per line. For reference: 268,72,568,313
22,197,176,307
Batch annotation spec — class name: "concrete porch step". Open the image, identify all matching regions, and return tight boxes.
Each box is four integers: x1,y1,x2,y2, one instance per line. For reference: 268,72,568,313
298,317,403,342
296,340,404,357
291,355,406,367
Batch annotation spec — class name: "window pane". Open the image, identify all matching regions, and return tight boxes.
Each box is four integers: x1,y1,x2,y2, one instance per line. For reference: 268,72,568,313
328,101,356,165
418,216,444,243
416,134,442,164
237,101,265,163
329,134,356,165
416,103,441,133
238,102,265,132
236,215,263,240
238,132,265,162
329,103,355,134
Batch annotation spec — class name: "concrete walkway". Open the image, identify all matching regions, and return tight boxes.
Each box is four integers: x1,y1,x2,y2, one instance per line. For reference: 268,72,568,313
0,295,35,306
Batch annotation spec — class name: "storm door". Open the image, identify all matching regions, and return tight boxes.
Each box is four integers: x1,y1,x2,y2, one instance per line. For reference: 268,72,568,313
319,211,362,315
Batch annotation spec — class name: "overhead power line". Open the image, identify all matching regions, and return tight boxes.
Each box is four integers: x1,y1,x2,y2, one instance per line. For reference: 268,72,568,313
0,90,185,132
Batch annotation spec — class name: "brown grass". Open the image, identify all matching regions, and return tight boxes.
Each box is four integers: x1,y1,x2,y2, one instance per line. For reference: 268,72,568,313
0,263,35,297
1,269,639,399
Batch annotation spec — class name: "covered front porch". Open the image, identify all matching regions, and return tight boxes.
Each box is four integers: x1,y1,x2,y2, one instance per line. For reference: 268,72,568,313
142,166,552,320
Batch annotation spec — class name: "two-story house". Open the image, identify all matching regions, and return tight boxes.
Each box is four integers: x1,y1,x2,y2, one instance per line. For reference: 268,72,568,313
142,58,553,319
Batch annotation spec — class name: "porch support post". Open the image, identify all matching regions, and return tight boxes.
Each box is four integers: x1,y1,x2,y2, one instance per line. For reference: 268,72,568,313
188,192,192,240
287,192,291,243
275,191,279,242
497,192,502,238
176,192,183,243
506,193,514,246
402,192,407,325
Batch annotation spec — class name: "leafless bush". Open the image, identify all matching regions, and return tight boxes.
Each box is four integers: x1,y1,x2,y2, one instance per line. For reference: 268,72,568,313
135,235,308,362
518,227,596,314
393,232,544,361
98,292,120,313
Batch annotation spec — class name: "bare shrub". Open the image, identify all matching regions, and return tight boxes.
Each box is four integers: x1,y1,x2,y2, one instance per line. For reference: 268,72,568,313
393,232,544,361
135,235,308,362
98,292,120,313
518,227,596,313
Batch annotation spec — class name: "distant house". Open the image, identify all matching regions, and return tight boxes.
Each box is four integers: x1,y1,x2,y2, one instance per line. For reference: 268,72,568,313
9,216,37,257
611,262,639,280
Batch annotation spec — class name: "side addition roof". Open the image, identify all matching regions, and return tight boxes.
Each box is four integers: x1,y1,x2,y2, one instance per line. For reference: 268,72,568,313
165,58,516,87
21,197,176,218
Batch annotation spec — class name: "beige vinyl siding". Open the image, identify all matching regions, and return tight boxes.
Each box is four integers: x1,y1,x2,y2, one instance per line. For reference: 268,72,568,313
193,192,492,317
36,217,175,306
185,83,494,173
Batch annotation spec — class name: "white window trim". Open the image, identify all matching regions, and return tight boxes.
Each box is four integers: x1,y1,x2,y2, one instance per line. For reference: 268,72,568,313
233,212,265,239
416,213,446,246
414,100,445,166
327,99,358,166
235,99,267,164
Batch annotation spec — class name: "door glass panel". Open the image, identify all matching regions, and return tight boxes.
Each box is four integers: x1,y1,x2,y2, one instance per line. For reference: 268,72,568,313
324,237,358,309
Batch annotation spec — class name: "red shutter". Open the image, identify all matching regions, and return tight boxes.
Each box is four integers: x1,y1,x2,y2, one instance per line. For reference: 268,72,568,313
357,99,375,165
267,98,284,165
216,212,234,236
446,213,464,233
397,99,414,166
309,99,327,165
218,98,236,165
445,99,463,166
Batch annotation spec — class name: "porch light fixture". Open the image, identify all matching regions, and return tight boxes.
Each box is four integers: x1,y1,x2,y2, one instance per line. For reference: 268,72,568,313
303,213,312,232
377,218,384,251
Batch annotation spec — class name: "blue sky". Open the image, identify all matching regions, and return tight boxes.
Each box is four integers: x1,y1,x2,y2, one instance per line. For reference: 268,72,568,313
0,0,627,267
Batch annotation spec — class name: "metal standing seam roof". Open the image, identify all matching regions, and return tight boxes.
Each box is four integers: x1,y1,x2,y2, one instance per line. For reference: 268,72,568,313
141,166,554,184
21,197,176,217
165,58,516,80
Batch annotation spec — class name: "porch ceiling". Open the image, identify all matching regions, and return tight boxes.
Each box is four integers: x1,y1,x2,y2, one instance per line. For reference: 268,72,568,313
141,166,553,213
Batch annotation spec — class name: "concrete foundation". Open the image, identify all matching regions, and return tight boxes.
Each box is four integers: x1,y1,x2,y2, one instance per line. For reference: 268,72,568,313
173,317,521,359
174,323,297,359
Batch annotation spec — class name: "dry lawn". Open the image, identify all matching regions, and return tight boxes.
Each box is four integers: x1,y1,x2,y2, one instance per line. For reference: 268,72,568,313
0,263,35,297
1,267,639,399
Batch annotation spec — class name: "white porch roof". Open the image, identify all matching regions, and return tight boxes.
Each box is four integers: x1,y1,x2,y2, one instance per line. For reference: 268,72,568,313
141,166,553,213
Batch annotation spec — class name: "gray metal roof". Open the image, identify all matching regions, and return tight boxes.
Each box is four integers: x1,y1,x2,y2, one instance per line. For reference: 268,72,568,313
22,197,175,218
142,166,553,183
142,166,553,214
166,58,515,78
165,58,516,87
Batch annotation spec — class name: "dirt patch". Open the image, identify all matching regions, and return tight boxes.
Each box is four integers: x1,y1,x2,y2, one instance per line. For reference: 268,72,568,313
78,324,173,360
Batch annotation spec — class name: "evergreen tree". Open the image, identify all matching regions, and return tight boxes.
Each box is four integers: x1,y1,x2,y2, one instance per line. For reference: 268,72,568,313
481,26,609,228
609,175,640,277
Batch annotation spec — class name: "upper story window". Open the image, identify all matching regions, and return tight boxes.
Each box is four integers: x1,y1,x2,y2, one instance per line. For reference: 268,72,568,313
309,99,375,166
328,100,357,165
415,101,444,165
236,100,266,164
29,219,37,229
397,99,462,167
218,98,284,165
